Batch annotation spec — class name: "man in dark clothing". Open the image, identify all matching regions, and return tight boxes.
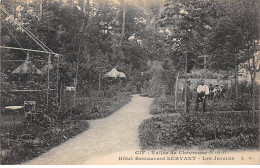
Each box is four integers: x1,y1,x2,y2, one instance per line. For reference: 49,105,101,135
209,84,214,100
136,81,142,94
213,85,221,100
220,85,226,99
183,81,192,113
195,80,209,112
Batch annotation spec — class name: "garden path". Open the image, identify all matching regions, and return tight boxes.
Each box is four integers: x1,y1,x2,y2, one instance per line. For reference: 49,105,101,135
25,94,154,165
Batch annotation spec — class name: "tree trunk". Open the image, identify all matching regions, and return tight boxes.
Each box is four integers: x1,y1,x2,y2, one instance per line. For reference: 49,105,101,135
47,53,51,110
184,48,188,113
251,52,256,123
116,0,126,67
234,54,238,98
39,0,43,20
0,0,2,164
56,55,60,106
86,0,90,18
119,0,126,47
73,47,80,107
175,72,179,110
98,73,101,92
247,46,256,124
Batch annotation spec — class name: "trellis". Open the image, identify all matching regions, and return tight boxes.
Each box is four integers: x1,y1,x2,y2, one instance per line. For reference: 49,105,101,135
0,4,61,110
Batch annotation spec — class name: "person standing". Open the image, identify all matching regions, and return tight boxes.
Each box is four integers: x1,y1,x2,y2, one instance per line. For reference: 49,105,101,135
183,81,192,113
209,84,214,100
136,81,142,94
213,84,221,100
220,85,226,99
195,80,209,112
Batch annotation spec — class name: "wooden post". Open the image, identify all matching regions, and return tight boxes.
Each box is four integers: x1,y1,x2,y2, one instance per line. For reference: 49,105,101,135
73,50,80,107
47,53,51,110
60,79,63,107
56,55,60,106
73,78,76,108
175,72,179,110
39,0,43,20
0,0,2,163
251,49,256,124
204,56,207,74
184,49,188,113
235,54,238,98
83,0,86,14
198,55,209,77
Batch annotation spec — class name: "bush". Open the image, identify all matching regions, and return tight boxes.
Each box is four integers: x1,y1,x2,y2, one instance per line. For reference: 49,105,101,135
71,91,131,120
139,113,259,150
149,95,177,115
231,95,251,111
103,84,118,98
1,120,89,165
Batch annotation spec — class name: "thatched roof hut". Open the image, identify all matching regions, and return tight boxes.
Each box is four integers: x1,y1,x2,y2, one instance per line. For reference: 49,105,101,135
11,56,42,75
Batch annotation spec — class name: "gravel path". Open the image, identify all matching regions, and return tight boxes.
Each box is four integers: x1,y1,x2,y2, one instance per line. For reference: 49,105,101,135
25,94,154,165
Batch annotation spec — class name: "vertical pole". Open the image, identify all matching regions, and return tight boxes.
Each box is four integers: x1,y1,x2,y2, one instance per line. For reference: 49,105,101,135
39,0,43,20
184,48,188,113
73,78,76,108
98,72,101,92
251,50,256,124
60,79,62,107
235,54,238,98
47,53,50,110
0,0,2,165
83,0,86,14
56,55,59,106
13,111,16,130
175,72,179,110
0,0,2,164
73,51,80,107
204,56,207,75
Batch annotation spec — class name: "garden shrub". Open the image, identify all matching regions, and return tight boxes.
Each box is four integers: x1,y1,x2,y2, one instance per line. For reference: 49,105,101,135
1,120,89,165
139,113,259,150
231,94,251,111
149,95,177,115
71,91,131,120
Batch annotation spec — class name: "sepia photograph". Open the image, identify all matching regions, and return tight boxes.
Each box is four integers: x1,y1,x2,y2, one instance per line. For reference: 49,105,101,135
0,0,259,165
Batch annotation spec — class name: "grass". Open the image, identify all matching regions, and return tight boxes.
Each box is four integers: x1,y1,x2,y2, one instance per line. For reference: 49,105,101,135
71,91,132,120
139,113,259,150
139,93,258,150
149,95,179,115
1,114,24,122
1,90,132,165
1,120,89,165
148,93,251,115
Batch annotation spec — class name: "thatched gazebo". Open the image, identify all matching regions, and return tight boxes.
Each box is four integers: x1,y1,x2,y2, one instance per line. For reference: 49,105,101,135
104,68,126,78
11,56,43,90
11,56,42,75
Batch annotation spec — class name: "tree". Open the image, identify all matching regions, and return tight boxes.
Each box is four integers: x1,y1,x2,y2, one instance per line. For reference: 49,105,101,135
207,0,260,116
